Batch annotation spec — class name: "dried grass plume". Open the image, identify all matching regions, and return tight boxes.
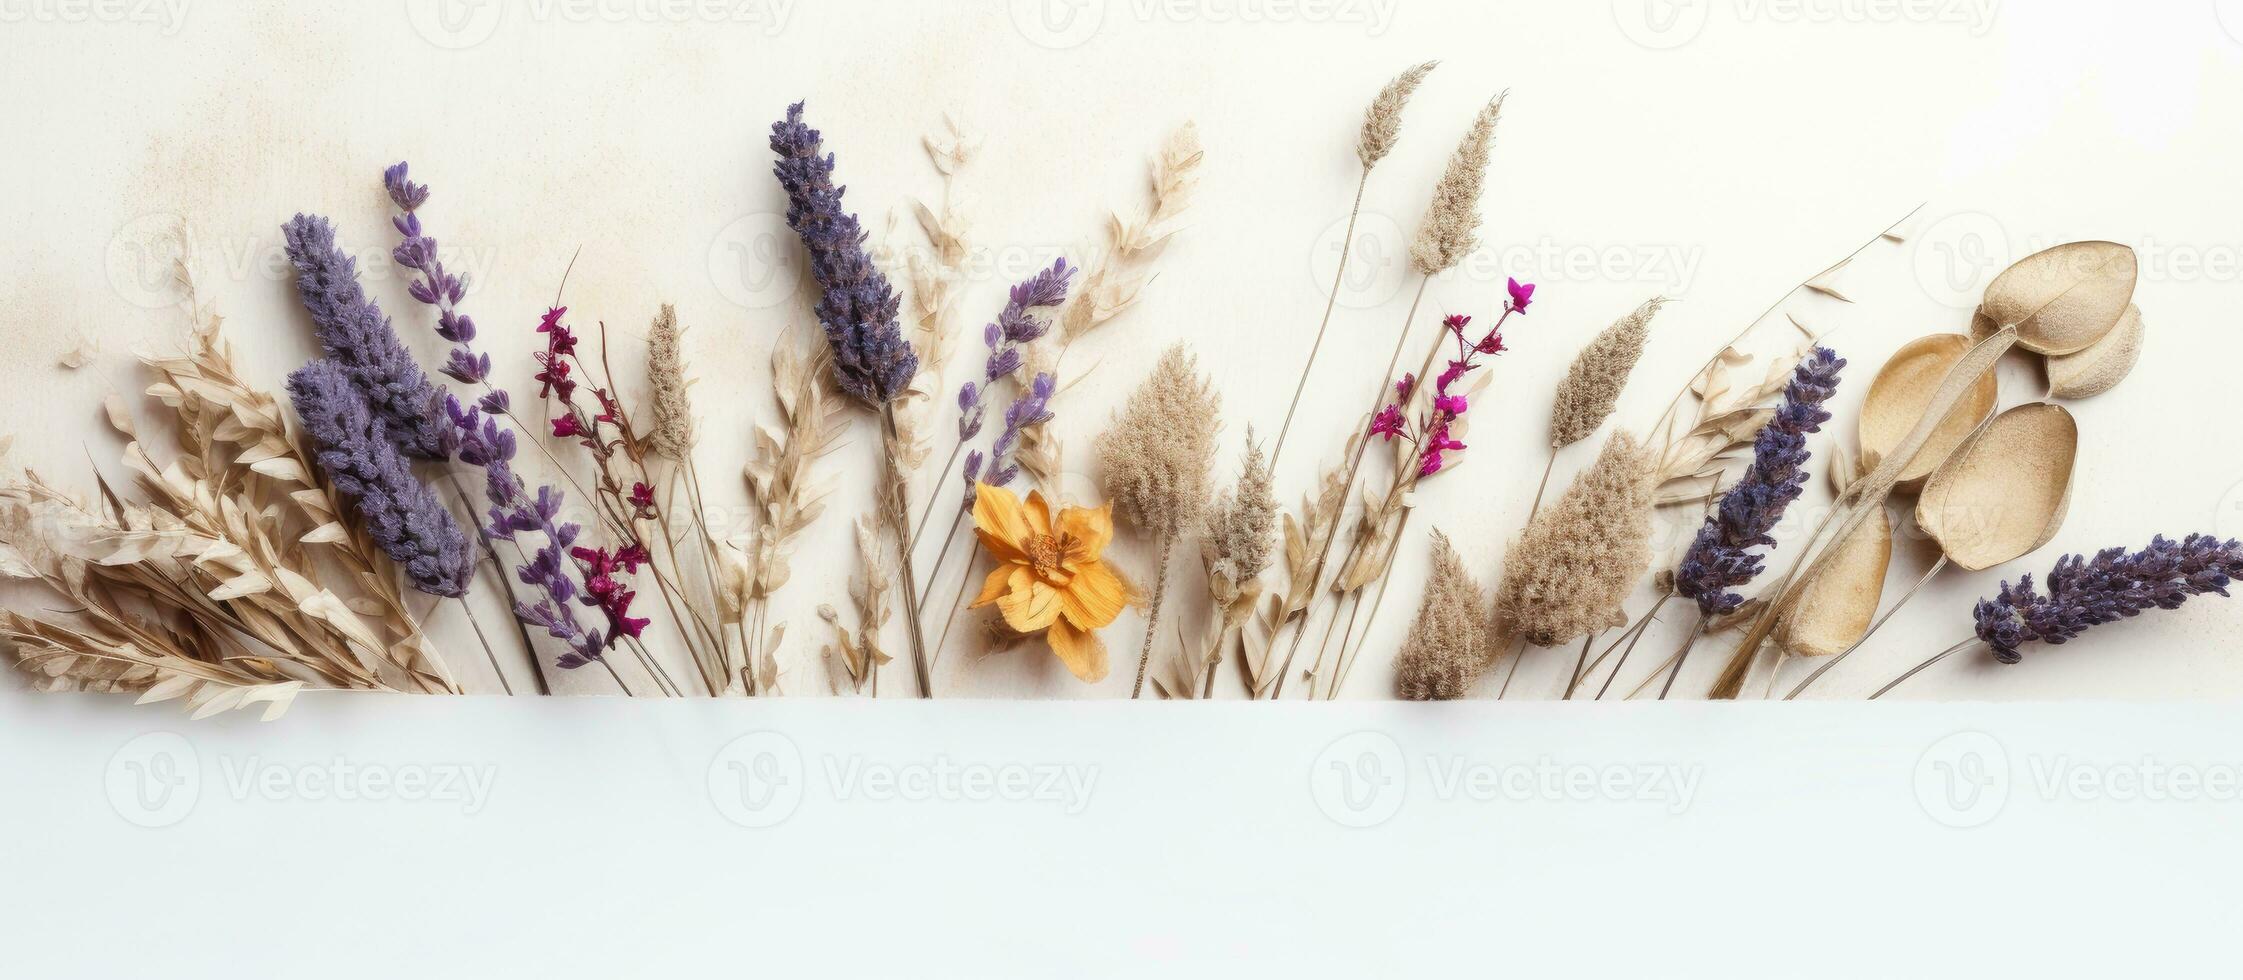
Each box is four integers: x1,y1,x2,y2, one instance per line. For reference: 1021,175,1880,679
1357,60,1438,170
1497,431,1655,647
1550,296,1665,449
645,303,694,460
1394,530,1492,700
1409,91,1506,276
1098,344,1221,545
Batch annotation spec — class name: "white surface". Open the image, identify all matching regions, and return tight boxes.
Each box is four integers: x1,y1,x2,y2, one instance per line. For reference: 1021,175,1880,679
5,2,2243,973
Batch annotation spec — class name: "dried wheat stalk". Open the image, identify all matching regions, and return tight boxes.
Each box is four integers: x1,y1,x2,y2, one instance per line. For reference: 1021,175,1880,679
1017,122,1204,486
893,111,979,479
737,326,846,691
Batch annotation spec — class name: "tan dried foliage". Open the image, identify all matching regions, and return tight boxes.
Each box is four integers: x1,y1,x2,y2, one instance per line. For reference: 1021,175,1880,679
643,303,695,460
1237,442,1353,696
1650,323,1816,507
742,327,846,599
893,111,979,476
1096,345,1220,546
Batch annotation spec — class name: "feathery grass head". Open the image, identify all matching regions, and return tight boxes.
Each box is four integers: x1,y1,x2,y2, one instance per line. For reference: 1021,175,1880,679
1395,530,1493,700
1098,344,1220,544
1550,296,1665,449
1497,431,1655,646
645,304,694,459
1201,429,1277,608
1357,60,1437,170
1409,92,1506,277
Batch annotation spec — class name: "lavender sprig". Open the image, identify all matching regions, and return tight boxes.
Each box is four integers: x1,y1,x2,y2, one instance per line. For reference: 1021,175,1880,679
960,371,1057,509
281,214,454,459
769,101,917,404
957,259,1073,441
1675,346,1845,618
1975,534,2243,663
287,361,473,598
383,161,491,386
448,391,608,668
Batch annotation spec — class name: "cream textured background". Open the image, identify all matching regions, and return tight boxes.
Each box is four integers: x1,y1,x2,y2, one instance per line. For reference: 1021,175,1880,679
5,1,2243,706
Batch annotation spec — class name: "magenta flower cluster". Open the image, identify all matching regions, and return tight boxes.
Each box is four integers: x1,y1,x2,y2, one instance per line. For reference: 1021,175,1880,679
1368,279,1526,478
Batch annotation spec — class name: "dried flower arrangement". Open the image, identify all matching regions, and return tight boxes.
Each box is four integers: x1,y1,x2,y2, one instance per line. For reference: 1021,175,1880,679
11,72,2221,714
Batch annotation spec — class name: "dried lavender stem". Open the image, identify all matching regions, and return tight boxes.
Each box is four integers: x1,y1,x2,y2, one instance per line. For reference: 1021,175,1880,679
909,440,968,553
1786,555,1949,700
1130,538,1178,699
445,475,549,695
596,655,635,696
914,509,969,617
1270,169,1370,470
884,405,936,698
1657,612,1710,700
1869,637,1979,699
1269,276,1427,699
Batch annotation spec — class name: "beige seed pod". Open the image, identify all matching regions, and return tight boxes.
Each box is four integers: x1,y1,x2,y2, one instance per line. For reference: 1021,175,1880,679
2047,303,2144,399
1857,333,1999,491
1916,403,2077,571
1550,296,1665,449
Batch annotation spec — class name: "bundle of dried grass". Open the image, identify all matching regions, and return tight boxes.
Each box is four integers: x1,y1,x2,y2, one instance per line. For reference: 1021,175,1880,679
1238,446,1352,697
1496,432,1655,647
3,268,462,716
1649,324,1818,507
811,514,893,695
1394,531,1492,700
1097,344,1220,696
1018,122,1204,485
1409,93,1506,277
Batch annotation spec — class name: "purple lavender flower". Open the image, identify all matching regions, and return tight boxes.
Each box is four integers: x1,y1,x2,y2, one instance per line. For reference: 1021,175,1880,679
1675,346,1845,618
448,392,607,668
959,371,1057,509
1974,534,2243,663
957,259,1073,441
288,361,472,598
384,161,492,386
769,101,917,404
282,213,454,460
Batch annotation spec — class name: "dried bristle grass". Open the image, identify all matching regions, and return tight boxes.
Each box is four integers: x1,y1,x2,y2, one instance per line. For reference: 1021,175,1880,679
645,303,695,460
1201,430,1277,610
1550,296,1665,448
1098,344,1221,544
1394,530,1492,700
1496,431,1655,647
1409,92,1506,277
1357,60,1438,170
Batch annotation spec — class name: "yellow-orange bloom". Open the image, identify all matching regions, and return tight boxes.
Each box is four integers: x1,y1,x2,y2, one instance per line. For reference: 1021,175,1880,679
968,482,1131,682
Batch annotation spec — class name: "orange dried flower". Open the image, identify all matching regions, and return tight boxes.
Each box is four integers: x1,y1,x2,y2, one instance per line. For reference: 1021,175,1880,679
969,482,1133,682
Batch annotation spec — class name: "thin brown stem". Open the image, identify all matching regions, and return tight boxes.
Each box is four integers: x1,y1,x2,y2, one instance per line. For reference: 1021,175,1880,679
1130,538,1177,699
1268,276,1428,698
1594,592,1672,700
882,405,936,698
1527,448,1558,521
1657,612,1710,700
1563,634,1594,700
1271,168,1370,471
910,439,967,552
1869,637,1979,699
1785,555,1950,700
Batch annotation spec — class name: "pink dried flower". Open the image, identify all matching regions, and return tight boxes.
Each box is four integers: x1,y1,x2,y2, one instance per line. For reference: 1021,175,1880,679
1508,277,1535,314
